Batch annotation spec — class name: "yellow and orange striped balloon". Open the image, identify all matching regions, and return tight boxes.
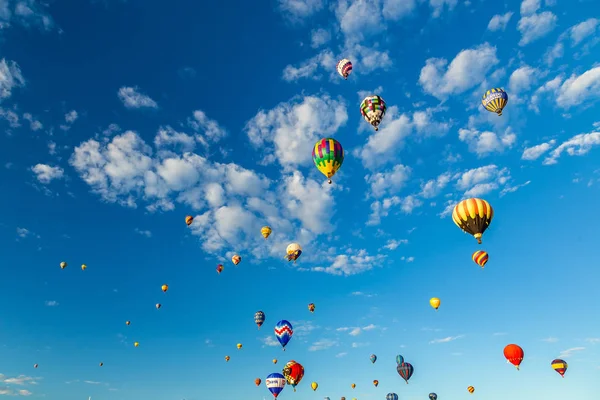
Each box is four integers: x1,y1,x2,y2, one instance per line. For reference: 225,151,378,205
467,386,475,393
472,250,489,268
452,198,494,244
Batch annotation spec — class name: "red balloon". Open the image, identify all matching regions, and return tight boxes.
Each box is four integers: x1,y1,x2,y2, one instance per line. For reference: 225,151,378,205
283,360,305,391
503,344,524,369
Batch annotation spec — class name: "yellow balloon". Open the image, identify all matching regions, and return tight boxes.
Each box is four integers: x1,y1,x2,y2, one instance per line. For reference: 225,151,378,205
161,284,169,292
351,383,356,389
430,297,441,310
260,226,272,239
237,343,242,349
311,382,318,391
60,261,67,269
81,264,87,270
134,342,139,347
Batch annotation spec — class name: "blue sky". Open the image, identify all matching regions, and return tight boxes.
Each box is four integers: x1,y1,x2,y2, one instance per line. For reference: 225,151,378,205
0,0,599,399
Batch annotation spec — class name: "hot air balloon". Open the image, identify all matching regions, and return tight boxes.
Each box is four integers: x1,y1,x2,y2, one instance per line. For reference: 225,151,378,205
60,261,67,269
99,362,103,367
324,398,330,400
255,378,262,386
504,344,524,370
429,297,441,310
429,393,438,400
311,382,318,391
308,303,315,313
161,284,168,293
265,372,286,398
237,343,243,350
360,95,386,131
216,264,224,274
351,384,355,389
225,355,230,362
341,397,346,400
285,243,302,262
81,264,87,270
396,355,404,365
232,255,241,265
312,137,344,184
386,394,398,400
551,358,568,377
472,250,489,268
274,320,293,350
185,215,193,226
373,380,379,387
126,321,131,325
156,303,161,309
261,226,272,239
467,386,475,394
336,59,352,79
482,88,508,116
273,359,278,364
370,354,377,364
282,360,304,391
255,311,265,329
134,342,139,347
397,362,414,384
452,198,494,244
33,364,38,368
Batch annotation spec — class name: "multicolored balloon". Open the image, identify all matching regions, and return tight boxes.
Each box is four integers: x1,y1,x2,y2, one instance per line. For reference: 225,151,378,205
255,311,265,329
482,88,508,116
452,198,494,244
397,362,414,384
185,215,193,226
504,344,524,370
336,59,352,79
468,386,475,394
373,380,379,387
429,393,438,400
551,358,568,377
232,255,241,265
360,95,386,131
472,250,489,268
308,303,315,313
285,243,302,262
225,355,230,362
370,354,377,364
282,360,304,391
396,355,404,365
274,320,293,350
265,373,286,398
312,137,344,184
216,264,224,274
386,394,398,400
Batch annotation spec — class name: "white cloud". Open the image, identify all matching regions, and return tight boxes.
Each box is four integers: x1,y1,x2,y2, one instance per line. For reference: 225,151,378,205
308,338,337,351
520,0,540,16
429,334,465,344
558,347,585,358
187,110,228,143
335,352,348,357
458,127,516,156
455,164,510,197
16,227,30,238
281,50,336,82
0,107,20,127
420,172,452,198
518,11,557,46
277,0,325,23
508,65,539,94
65,110,78,123
542,337,559,343
543,130,600,165
0,0,54,31
31,164,64,184
487,12,513,31
555,66,600,109
117,86,158,109
0,59,25,99
365,164,411,198
44,300,59,306
586,338,600,344
350,291,375,297
22,113,42,131
569,18,599,46
134,228,152,238
383,239,408,250
260,336,280,347
310,28,331,48
367,195,423,225
419,43,499,100
1,375,37,386
521,140,556,160
311,249,386,276
245,93,347,168
351,342,369,348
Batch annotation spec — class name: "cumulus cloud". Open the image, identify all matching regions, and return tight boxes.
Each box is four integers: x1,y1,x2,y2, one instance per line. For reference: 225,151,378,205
419,43,499,100
31,164,64,184
365,164,411,198
117,86,158,109
487,12,513,31
0,59,25,100
310,28,331,48
555,66,600,109
311,249,386,276
518,11,557,46
458,127,516,157
277,0,325,23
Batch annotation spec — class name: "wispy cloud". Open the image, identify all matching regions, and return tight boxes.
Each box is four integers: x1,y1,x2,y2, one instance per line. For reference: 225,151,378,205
83,381,101,385
586,338,600,344
291,320,319,338
134,228,152,238
350,291,376,297
429,335,465,344
558,347,585,358
337,324,379,336
204,339,215,347
260,336,279,347
493,332,508,336
44,300,59,307
2,375,38,386
308,339,338,351
542,337,559,343
351,342,369,348
335,352,347,358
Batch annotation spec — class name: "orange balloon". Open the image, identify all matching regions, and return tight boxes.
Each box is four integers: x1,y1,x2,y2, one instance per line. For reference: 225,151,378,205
255,378,261,386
